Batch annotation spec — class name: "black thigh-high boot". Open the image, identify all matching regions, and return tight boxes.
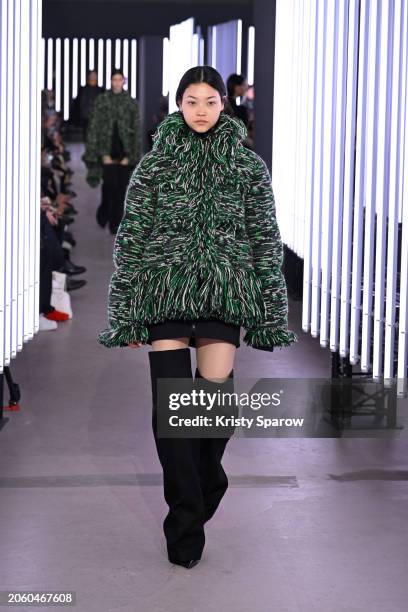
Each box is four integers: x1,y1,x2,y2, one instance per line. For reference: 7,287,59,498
149,348,204,568
194,367,238,523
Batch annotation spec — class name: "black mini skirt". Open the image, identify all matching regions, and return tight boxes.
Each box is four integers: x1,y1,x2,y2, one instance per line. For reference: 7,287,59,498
147,318,241,348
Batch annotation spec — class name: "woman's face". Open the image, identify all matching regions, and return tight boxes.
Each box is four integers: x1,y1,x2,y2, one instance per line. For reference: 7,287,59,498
178,83,225,133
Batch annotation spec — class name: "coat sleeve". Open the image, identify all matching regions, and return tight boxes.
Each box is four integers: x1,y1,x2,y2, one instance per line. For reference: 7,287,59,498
243,155,298,351
128,100,142,167
98,154,156,348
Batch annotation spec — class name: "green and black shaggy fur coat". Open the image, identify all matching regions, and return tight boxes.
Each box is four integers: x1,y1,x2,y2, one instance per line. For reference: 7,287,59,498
83,90,142,187
98,110,298,351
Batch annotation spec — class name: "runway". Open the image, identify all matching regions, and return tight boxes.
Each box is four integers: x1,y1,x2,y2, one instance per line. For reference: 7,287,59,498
1,144,407,612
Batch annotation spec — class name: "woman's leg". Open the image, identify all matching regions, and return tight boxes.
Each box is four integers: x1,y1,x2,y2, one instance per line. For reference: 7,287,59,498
151,339,190,351
195,339,237,522
195,338,236,381
149,337,205,567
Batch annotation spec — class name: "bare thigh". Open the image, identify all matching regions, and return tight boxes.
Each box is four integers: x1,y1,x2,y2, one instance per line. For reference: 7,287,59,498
196,338,236,382
151,338,190,351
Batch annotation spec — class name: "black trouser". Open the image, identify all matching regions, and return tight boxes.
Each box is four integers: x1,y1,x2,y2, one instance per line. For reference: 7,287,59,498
39,212,65,314
148,347,236,564
40,244,53,314
96,163,133,233
82,119,89,142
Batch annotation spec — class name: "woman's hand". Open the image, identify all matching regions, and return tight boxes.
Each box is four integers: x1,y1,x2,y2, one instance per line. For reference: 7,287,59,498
128,342,142,348
46,209,58,226
102,155,113,165
40,196,51,210
119,157,129,166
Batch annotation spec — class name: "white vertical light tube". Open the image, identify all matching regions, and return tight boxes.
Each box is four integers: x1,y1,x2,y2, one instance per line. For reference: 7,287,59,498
40,37,45,91
47,37,53,90
301,0,317,333
162,37,169,96
211,26,217,69
320,0,337,347
80,37,86,86
168,18,195,113
0,0,8,367
55,37,61,111
105,38,111,89
4,0,15,363
115,38,121,69
35,0,43,334
359,1,379,372
17,2,30,344
292,1,304,269
199,37,204,65
97,38,104,86
290,0,297,252
236,19,242,74
88,37,95,70
397,0,408,388
72,38,78,100
310,0,325,337
384,0,404,381
130,39,137,98
63,37,70,120
29,0,37,337
273,0,295,250
247,26,255,86
11,0,21,356
339,0,360,359
21,0,30,344
372,2,393,380
349,0,370,364
122,38,129,90
329,0,350,352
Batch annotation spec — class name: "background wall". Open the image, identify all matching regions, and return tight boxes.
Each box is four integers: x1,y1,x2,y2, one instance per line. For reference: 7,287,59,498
42,0,276,166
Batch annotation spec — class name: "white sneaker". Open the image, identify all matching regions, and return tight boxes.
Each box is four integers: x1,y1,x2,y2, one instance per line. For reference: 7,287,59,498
39,313,58,331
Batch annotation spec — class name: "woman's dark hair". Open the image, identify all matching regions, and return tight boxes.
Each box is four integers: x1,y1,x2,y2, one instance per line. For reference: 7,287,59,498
226,73,246,98
175,65,235,116
111,69,124,79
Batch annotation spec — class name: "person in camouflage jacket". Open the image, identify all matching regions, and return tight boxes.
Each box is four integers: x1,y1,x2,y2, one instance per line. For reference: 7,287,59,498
83,70,141,233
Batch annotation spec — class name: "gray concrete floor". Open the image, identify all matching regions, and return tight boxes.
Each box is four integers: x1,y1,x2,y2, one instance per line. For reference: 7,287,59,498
1,144,407,612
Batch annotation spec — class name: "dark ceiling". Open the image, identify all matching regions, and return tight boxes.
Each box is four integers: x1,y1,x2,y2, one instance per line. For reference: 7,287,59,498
43,0,253,38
